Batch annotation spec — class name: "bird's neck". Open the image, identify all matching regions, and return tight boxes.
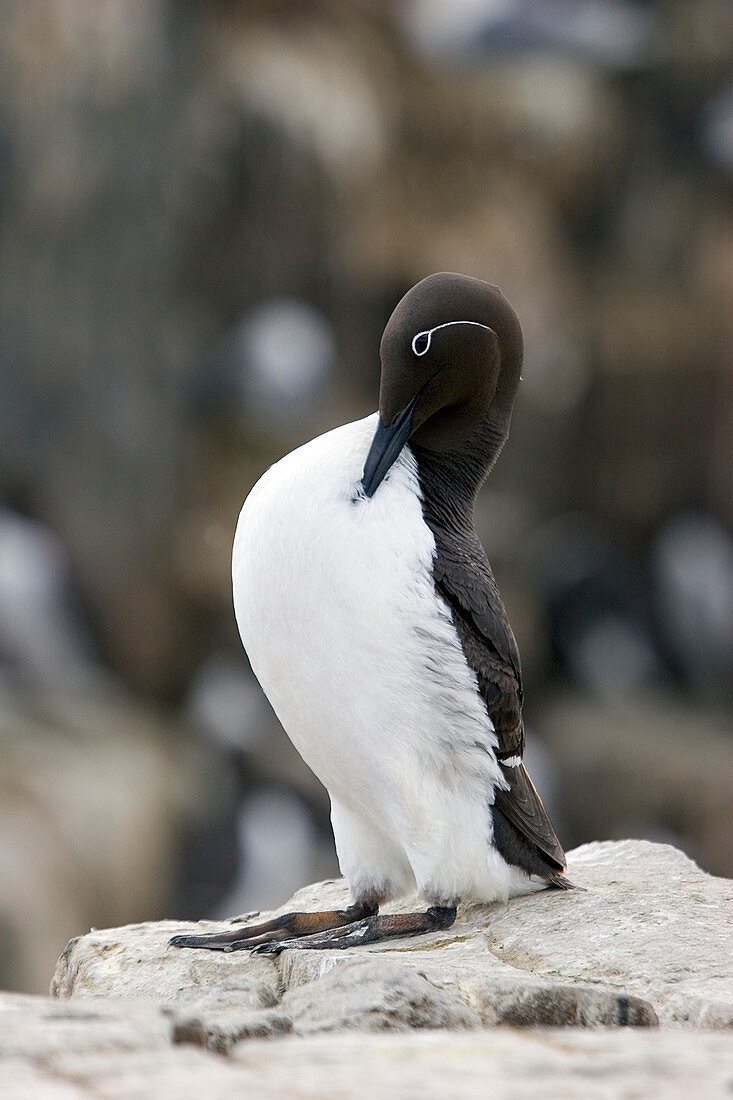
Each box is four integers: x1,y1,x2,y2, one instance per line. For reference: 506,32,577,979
412,418,506,535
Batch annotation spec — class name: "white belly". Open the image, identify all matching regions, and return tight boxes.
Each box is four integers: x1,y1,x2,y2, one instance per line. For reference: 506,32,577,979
232,414,537,904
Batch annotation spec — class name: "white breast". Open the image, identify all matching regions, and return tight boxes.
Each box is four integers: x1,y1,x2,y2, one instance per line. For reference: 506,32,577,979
232,413,537,905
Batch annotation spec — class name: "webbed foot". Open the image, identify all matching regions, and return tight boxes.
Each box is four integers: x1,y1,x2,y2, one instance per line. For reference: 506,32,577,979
250,905,457,955
168,902,375,953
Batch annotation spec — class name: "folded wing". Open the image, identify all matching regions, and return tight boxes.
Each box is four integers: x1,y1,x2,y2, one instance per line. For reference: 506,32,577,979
433,535,568,882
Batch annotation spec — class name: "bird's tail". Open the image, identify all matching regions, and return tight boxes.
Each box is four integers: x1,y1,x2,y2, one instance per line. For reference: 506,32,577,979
546,871,579,890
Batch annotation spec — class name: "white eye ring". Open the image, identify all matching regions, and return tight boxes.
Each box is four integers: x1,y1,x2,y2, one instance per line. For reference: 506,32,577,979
411,320,496,358
412,330,432,356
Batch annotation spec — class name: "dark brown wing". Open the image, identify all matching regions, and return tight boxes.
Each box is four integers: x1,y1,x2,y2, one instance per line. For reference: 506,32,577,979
433,533,567,877
493,764,567,877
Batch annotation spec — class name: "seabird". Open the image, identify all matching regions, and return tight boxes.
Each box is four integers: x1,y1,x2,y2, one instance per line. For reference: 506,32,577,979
171,272,571,955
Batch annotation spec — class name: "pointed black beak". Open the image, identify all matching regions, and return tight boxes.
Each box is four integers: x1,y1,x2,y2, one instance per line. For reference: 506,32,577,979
361,394,420,498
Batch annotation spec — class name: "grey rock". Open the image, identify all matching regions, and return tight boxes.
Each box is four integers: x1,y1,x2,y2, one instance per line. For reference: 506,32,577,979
51,840,732,1043
477,838,733,1028
170,1004,293,1053
3,992,733,1099
281,957,481,1035
0,992,169,1061
163,980,290,1051
168,957,481,1053
469,980,657,1028
51,920,280,1009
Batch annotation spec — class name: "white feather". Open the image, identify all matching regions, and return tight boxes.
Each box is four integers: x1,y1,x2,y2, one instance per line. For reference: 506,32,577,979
233,413,543,905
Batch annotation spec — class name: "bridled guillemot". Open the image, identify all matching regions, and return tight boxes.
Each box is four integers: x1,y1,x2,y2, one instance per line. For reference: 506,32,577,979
171,272,571,955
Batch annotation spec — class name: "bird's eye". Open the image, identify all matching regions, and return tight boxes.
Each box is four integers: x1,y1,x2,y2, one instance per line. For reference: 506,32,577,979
412,330,431,357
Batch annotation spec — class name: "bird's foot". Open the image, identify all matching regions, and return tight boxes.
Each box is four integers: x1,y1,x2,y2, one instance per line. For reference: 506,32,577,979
168,902,375,953
251,905,457,955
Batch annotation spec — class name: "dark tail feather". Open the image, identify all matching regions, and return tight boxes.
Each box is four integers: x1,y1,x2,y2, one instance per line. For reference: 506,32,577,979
546,872,579,891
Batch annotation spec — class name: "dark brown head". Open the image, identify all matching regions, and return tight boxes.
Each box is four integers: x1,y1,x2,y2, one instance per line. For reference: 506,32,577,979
361,272,523,497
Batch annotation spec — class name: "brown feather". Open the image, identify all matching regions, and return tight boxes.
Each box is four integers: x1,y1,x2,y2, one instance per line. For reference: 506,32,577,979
494,763,566,871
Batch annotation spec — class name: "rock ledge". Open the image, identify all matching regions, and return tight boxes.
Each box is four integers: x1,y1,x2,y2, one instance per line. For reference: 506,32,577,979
50,839,732,1050
2,841,732,1098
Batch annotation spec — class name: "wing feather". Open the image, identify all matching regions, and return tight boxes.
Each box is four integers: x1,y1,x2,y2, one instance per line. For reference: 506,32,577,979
433,535,567,875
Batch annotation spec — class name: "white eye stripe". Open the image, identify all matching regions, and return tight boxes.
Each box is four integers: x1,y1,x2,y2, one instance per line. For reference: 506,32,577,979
411,320,497,357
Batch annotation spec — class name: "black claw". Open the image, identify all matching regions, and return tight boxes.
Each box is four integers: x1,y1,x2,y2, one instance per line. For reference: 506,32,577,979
251,941,287,956
169,933,252,952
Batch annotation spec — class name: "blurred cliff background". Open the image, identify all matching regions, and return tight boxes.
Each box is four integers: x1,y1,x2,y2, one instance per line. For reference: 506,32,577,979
1,0,732,993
